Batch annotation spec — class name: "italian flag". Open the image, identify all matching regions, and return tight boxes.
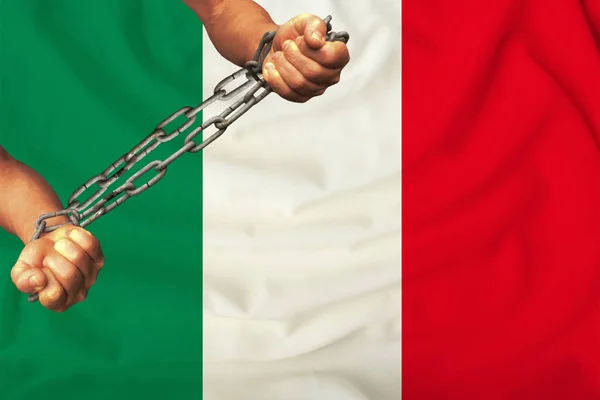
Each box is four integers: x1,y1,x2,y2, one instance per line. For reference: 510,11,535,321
0,1,400,399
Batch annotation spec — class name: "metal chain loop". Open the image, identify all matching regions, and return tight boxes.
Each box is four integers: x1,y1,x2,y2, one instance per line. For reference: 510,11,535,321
27,15,349,303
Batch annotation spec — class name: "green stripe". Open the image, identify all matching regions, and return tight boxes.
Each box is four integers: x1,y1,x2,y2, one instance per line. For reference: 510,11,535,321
0,1,203,398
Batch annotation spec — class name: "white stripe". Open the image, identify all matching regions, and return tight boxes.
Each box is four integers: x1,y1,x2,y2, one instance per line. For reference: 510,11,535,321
202,1,400,398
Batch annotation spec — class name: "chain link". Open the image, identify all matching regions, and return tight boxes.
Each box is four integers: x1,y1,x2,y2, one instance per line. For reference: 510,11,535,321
27,15,349,303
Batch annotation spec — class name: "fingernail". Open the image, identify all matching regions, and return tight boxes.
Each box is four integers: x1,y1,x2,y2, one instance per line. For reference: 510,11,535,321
312,32,323,43
283,40,292,51
264,62,276,75
54,238,76,258
29,273,39,287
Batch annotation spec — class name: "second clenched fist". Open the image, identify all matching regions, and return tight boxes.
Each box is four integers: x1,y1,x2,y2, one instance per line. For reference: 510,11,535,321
11,225,104,312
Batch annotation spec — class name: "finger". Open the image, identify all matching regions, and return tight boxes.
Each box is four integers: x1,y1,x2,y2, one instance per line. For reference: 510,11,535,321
262,58,311,103
65,227,104,269
11,261,47,294
38,269,68,312
292,14,327,49
54,237,97,288
296,38,350,70
271,51,325,97
282,39,341,86
11,238,54,293
15,236,54,270
43,249,86,306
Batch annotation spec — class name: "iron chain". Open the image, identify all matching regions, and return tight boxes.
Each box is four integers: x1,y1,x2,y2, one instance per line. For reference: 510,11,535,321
27,16,349,303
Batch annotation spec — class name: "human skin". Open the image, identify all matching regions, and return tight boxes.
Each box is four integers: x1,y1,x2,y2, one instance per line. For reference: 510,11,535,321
184,0,351,102
0,146,104,312
2,1,350,312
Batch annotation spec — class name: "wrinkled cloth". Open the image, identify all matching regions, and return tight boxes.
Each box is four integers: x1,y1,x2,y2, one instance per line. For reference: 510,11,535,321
201,0,401,399
404,1,600,398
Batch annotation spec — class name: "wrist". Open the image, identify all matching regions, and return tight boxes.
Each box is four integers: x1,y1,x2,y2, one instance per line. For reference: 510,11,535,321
187,0,279,66
17,212,70,244
0,151,69,244
240,20,280,66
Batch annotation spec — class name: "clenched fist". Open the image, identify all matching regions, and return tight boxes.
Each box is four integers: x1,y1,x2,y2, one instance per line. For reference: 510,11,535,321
262,14,350,103
11,225,104,312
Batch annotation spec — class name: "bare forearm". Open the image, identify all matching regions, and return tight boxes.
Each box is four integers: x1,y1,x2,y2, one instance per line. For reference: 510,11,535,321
184,0,278,66
0,148,68,243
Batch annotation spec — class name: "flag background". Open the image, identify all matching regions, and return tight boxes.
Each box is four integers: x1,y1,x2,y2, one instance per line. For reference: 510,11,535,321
404,0,600,398
0,0,400,399
201,1,400,399
0,1,204,398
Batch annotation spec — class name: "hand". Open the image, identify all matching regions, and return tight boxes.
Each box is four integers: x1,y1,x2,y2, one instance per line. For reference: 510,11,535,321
262,14,350,103
11,225,104,312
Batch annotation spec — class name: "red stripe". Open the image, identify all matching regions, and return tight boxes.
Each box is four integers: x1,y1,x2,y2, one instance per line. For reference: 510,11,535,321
403,1,600,398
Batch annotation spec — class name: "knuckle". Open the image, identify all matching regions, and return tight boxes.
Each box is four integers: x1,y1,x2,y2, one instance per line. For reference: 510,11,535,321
50,290,63,302
71,226,87,235
60,242,88,267
296,13,313,21
65,269,83,288
40,291,66,310
15,273,32,290
69,250,87,267
54,225,71,236
11,261,26,281
283,45,297,60
323,51,339,67
275,84,294,98
19,244,38,260
76,291,88,303
320,44,346,66
302,66,322,82
84,232,98,247
46,288,63,302
287,75,307,91
70,227,96,248
282,92,295,101
284,93,298,102
272,51,284,66
306,14,321,23
49,258,82,288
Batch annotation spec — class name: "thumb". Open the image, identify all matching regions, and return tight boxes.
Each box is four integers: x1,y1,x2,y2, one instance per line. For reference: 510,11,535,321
293,14,327,49
11,239,52,294
11,261,48,294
